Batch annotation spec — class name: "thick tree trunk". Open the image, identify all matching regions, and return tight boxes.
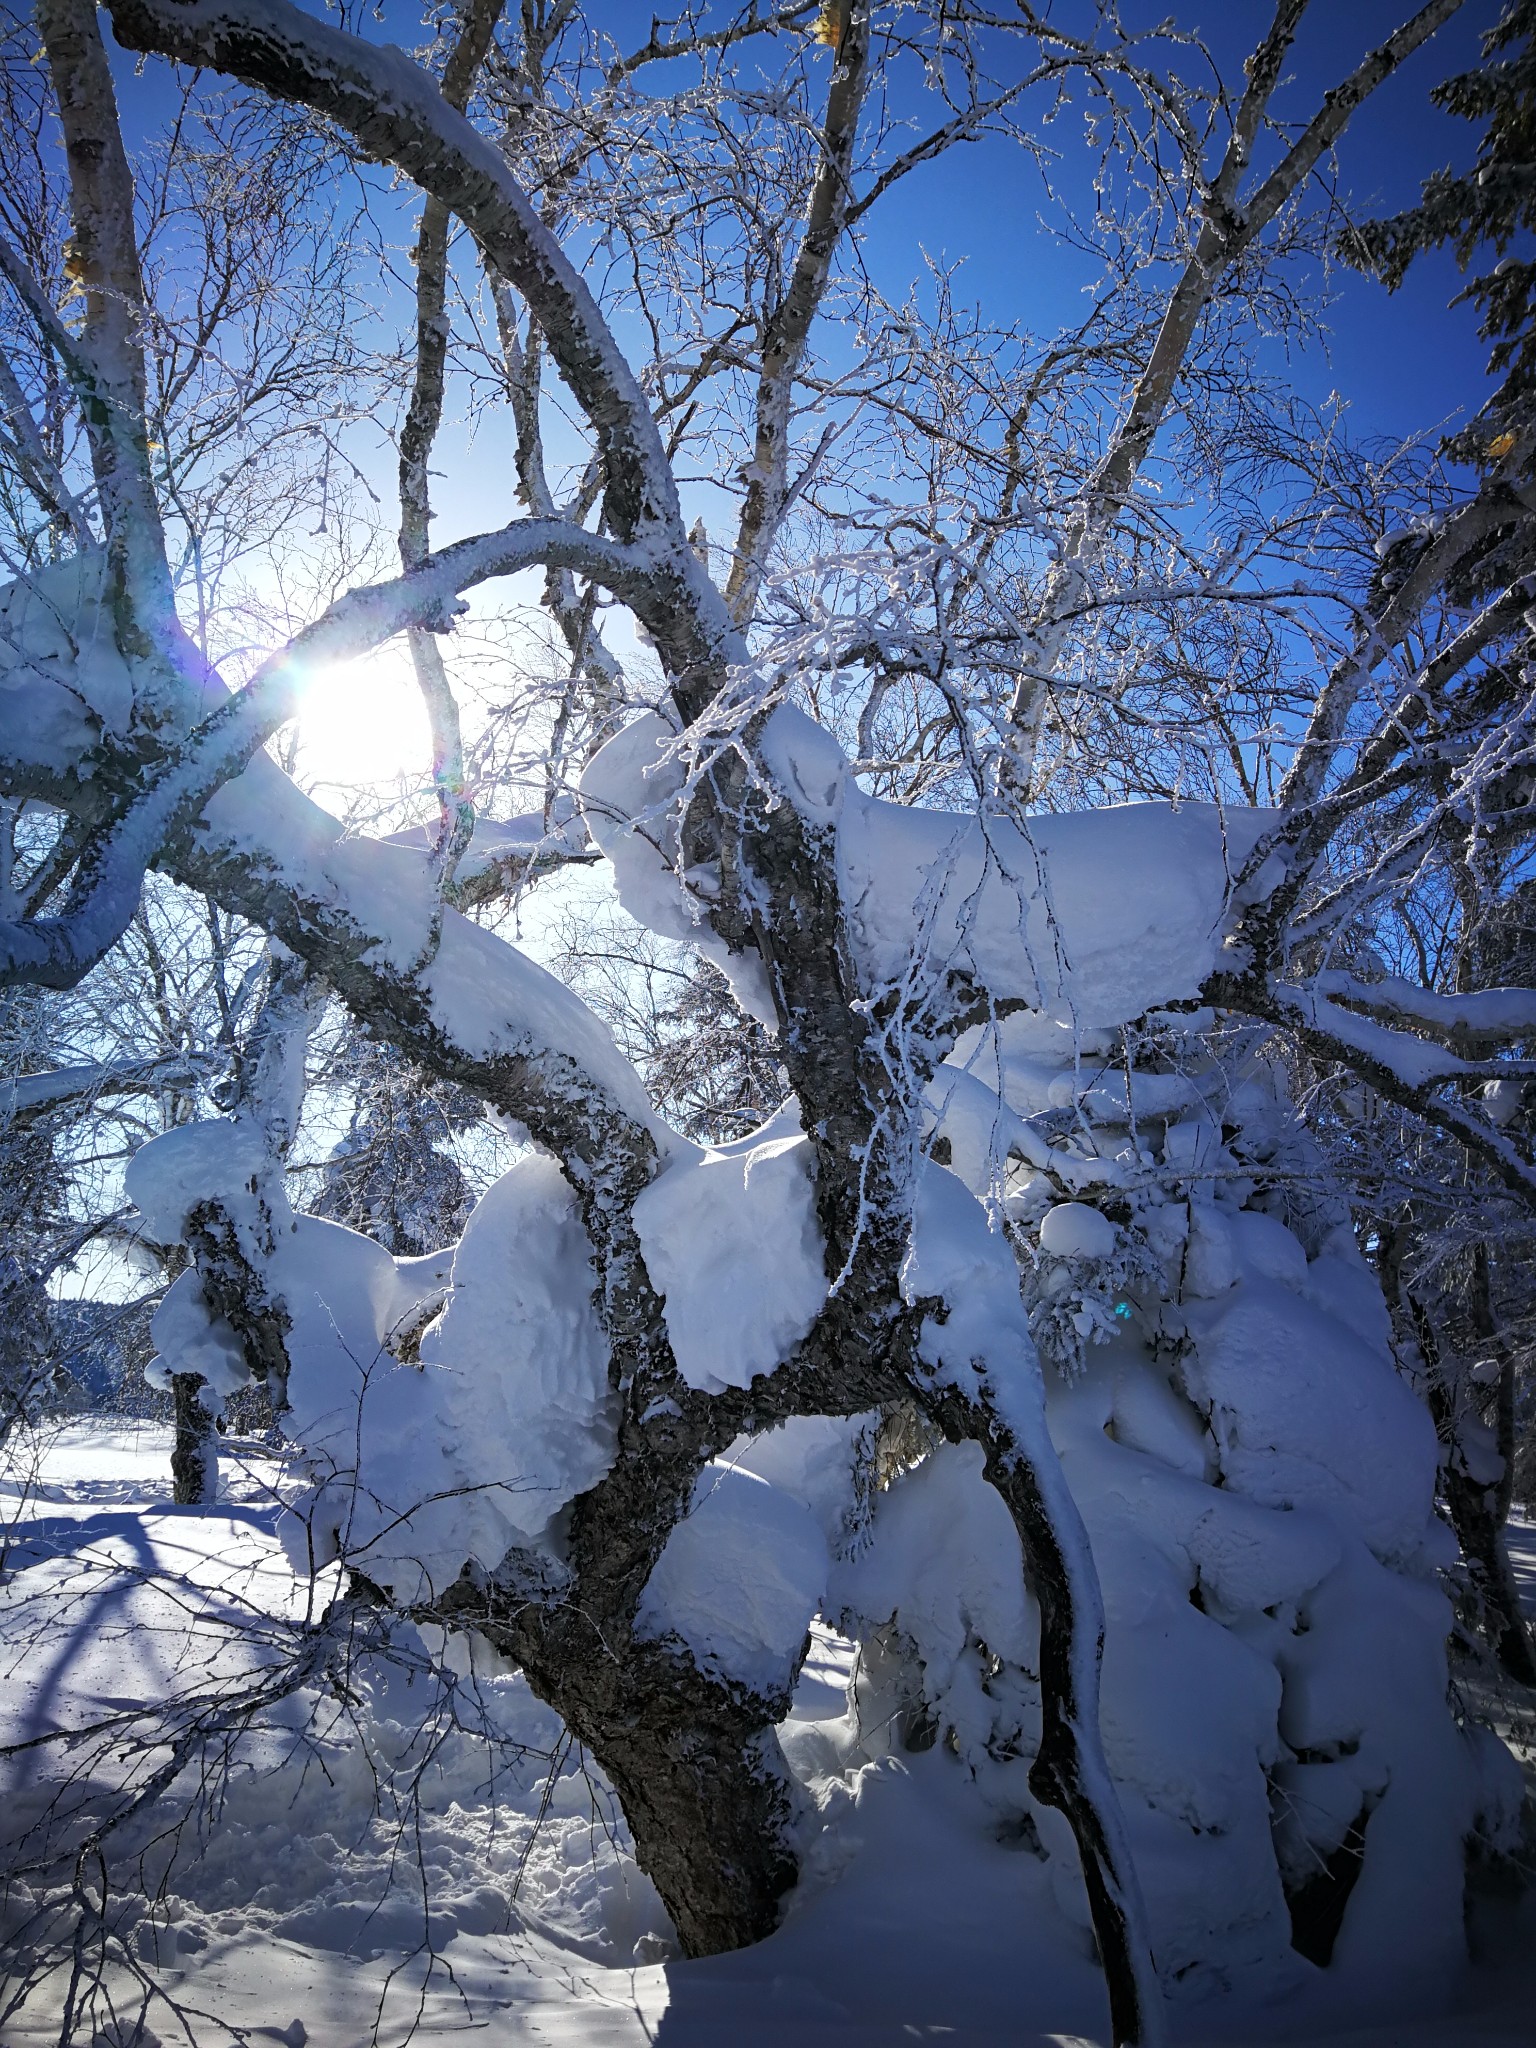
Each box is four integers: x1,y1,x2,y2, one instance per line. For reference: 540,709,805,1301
564,1658,800,1956
1411,1296,1536,1687
170,1371,217,1504
436,1579,801,1956
1441,1437,1536,1686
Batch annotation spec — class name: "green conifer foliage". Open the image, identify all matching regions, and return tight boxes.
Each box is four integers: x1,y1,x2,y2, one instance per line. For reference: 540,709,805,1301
1346,0,1536,458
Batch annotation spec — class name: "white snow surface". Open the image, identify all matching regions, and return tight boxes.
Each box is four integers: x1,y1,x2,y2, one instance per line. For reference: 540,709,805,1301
723,1414,869,1547
636,1463,829,1697
632,1106,827,1393
1180,1275,1439,1564
3,1426,1533,2048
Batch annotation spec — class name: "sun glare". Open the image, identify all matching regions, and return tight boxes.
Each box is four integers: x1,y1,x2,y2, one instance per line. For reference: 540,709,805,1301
293,641,433,791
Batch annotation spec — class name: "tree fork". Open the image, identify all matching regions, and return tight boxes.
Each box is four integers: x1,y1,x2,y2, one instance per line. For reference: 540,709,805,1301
919,1377,1165,2048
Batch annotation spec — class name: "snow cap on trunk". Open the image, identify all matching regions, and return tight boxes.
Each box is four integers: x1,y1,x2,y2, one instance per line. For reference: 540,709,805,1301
583,704,1279,1030
632,1104,827,1393
636,1462,829,1699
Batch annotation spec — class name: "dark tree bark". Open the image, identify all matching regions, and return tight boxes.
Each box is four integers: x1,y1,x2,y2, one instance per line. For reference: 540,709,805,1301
170,1370,216,1504
1411,1295,1536,1686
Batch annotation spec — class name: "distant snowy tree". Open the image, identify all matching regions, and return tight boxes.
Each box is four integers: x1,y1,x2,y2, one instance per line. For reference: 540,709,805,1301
550,906,784,1143
0,1249,53,1439
311,1037,475,1256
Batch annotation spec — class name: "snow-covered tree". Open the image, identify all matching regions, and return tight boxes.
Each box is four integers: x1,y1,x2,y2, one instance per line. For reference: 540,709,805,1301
2,4,1533,2044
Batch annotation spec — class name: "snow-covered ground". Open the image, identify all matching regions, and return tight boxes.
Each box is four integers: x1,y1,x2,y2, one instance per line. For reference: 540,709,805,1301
2,1421,1533,2048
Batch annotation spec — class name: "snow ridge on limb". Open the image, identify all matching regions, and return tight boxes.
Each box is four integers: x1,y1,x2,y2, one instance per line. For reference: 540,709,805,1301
1314,970,1536,1045
0,519,642,991
170,758,657,1139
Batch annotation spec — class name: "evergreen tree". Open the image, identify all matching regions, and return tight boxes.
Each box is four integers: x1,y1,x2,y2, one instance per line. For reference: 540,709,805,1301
314,1039,476,1258
1346,0,1536,461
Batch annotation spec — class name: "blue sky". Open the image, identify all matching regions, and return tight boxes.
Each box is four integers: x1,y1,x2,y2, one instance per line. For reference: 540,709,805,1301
93,0,1509,792
104,0,1504,510
844,0,1500,448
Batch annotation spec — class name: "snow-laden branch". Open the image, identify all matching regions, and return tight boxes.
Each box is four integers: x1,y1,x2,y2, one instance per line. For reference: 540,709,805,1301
1316,971,1536,1050
1272,981,1536,1088
0,518,645,991
0,1052,215,1127
1207,970,1536,1206
1275,482,1534,812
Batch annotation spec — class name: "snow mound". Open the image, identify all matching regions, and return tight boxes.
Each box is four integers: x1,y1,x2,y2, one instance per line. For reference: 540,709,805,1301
287,1152,615,1598
1039,1202,1116,1260
579,711,777,1023
146,1270,248,1397
0,553,134,776
724,1414,868,1546
633,1108,826,1392
130,1121,616,1600
1180,1276,1438,1563
833,1440,1038,1681
844,781,1276,1027
125,1118,270,1245
415,1149,616,1537
637,1463,828,1698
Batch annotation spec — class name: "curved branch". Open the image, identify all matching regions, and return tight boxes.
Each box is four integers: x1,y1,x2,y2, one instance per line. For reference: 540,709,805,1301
0,518,648,991
1,1053,215,1127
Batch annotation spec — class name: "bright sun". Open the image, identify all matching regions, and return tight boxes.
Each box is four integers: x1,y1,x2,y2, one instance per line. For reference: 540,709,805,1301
292,640,432,791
